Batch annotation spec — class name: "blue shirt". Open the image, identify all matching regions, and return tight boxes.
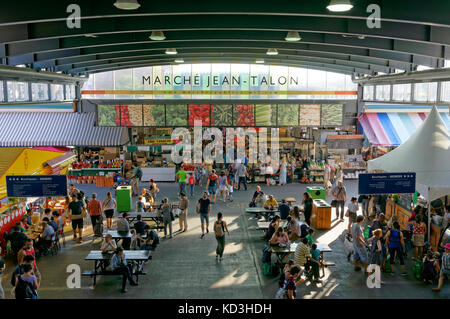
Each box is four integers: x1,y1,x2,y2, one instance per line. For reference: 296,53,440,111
111,254,127,270
310,249,321,261
42,225,55,241
278,204,290,220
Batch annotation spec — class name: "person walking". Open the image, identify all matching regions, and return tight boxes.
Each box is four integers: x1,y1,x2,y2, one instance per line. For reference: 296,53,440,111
14,263,40,299
237,162,249,191
88,193,102,233
197,192,211,239
279,157,287,186
432,243,450,292
176,166,188,196
411,214,427,261
218,171,229,202
332,181,347,221
148,179,159,200
102,192,116,230
351,215,369,273
160,198,173,239
361,195,370,218
130,164,142,196
178,193,189,232
290,157,296,183
214,212,230,261
302,192,313,226
347,197,359,233
368,229,385,284
188,172,195,198
68,194,86,243
206,169,218,203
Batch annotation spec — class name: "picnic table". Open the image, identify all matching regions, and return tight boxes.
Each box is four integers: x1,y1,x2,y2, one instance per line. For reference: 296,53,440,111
103,230,135,243
285,197,296,205
126,211,160,223
83,250,150,286
245,207,278,220
270,242,335,278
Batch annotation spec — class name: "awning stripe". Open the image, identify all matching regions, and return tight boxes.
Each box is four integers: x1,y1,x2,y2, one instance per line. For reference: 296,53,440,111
377,113,401,146
386,113,409,143
0,112,128,147
366,113,390,145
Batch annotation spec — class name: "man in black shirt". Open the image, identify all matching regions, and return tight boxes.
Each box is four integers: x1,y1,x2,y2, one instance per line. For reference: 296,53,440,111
133,215,147,235
140,225,159,252
250,185,264,207
278,199,291,220
197,192,211,239
7,225,28,256
68,195,86,243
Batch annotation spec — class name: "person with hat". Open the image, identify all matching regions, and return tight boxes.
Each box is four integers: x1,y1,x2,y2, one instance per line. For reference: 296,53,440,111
433,243,450,291
117,212,131,249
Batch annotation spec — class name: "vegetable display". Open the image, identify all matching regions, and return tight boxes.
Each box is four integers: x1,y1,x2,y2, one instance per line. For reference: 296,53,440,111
188,104,212,126
321,104,343,126
98,105,117,126
254,104,274,126
212,104,233,126
299,104,321,126
143,104,165,126
277,104,299,126
115,105,131,126
166,104,187,126
233,104,254,126
127,104,143,126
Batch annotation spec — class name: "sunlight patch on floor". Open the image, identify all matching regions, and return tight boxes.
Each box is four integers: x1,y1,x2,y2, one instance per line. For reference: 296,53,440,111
210,269,249,288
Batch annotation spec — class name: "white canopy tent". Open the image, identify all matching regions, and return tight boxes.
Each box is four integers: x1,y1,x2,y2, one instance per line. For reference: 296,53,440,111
367,105,450,241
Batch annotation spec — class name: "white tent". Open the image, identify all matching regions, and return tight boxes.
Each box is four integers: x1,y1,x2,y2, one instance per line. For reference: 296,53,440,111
367,105,450,240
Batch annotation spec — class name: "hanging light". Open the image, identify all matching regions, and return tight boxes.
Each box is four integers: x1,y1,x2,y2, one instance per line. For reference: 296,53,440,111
165,48,178,55
326,0,353,12
266,48,278,55
255,59,265,64
84,34,98,38
150,31,166,41
113,0,141,10
285,31,301,42
175,58,184,63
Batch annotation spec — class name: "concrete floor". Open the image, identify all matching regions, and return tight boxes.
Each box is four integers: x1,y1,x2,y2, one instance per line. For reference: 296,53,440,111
1,180,449,299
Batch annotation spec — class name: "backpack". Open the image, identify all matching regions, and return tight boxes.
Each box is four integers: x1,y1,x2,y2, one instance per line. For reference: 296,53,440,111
261,245,272,263
214,221,224,237
15,276,35,299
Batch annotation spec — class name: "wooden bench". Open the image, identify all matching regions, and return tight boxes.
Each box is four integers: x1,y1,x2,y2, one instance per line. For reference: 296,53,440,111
82,269,148,285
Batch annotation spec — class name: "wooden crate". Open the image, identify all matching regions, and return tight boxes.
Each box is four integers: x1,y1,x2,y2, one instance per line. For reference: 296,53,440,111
311,200,331,229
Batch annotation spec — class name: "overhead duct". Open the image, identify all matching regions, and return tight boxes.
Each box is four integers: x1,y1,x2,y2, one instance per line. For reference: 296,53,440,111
0,65,87,85
354,68,450,85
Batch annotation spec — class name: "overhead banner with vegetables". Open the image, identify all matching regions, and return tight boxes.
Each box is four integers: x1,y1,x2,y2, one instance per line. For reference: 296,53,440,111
96,104,344,127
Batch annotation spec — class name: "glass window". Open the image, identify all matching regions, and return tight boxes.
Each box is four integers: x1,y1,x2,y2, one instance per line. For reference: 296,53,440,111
0,81,4,102
441,81,450,102
50,84,64,101
414,82,437,102
363,85,374,100
7,81,29,102
114,68,133,99
445,60,450,68
94,71,114,98
392,84,411,102
65,85,76,100
31,83,49,101
376,85,390,101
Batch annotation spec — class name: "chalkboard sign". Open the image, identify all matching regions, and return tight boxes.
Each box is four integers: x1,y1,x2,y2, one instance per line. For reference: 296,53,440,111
6,175,67,197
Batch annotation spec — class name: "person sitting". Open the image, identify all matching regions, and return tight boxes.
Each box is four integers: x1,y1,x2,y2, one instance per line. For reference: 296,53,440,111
264,195,278,210
135,196,145,213
278,199,291,220
42,208,52,221
36,218,55,256
111,247,138,293
48,213,59,232
117,212,131,250
269,227,290,246
294,237,317,280
250,186,264,207
139,225,159,252
422,250,439,284
306,229,315,246
286,216,302,241
130,229,138,250
25,209,33,227
265,215,281,241
133,214,147,235
101,234,117,253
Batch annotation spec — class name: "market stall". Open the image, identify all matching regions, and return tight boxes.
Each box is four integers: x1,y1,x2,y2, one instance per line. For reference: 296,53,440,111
368,106,450,249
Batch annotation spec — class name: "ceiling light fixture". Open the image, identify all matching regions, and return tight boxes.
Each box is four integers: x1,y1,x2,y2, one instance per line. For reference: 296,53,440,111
255,59,265,64
266,48,278,55
326,0,353,12
150,31,166,41
285,31,301,42
113,0,141,10
175,58,184,63
165,48,178,55
84,34,98,38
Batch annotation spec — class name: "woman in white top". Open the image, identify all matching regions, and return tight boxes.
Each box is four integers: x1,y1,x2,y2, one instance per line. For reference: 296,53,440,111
102,192,117,230
347,197,359,232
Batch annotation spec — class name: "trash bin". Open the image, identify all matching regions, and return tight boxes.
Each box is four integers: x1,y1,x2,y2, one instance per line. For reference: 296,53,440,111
306,186,326,200
116,185,132,212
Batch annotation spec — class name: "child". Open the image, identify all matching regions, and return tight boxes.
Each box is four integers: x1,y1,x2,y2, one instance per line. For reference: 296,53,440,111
306,229,315,246
227,173,234,202
135,196,144,212
188,172,195,198
130,229,138,250
422,250,439,284
309,243,322,282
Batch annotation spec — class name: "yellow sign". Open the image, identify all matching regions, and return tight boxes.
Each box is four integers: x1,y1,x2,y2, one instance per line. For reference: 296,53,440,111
144,138,174,145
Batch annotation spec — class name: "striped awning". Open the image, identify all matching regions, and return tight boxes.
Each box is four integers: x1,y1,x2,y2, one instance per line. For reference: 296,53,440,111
0,112,129,147
358,112,450,146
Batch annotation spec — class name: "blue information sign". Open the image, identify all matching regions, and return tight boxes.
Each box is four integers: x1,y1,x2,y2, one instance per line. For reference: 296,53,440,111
6,175,67,197
358,173,416,195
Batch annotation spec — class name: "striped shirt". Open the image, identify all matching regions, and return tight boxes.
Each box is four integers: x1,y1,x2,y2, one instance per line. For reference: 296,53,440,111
294,242,311,266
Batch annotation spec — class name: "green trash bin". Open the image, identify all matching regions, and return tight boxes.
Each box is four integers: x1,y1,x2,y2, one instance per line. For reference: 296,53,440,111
116,185,132,212
306,186,326,200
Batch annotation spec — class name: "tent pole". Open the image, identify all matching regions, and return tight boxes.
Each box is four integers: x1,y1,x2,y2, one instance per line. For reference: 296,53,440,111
428,187,431,243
